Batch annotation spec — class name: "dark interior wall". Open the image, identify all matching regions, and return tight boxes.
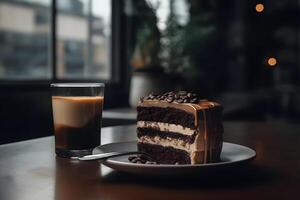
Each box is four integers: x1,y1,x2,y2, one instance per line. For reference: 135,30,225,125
0,87,52,144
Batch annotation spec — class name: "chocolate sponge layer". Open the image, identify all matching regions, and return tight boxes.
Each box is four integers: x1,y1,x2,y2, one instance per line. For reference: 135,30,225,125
137,143,191,164
137,106,195,128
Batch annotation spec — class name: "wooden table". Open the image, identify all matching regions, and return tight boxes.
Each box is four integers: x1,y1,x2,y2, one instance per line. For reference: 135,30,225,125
0,122,299,200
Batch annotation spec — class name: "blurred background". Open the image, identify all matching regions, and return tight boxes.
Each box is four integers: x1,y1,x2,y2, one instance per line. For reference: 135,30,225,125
0,0,299,144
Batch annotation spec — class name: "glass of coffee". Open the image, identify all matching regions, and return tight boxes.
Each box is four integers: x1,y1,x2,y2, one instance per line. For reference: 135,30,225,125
51,83,105,158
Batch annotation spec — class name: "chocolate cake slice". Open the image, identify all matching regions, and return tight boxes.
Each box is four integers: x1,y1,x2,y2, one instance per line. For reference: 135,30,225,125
137,91,223,164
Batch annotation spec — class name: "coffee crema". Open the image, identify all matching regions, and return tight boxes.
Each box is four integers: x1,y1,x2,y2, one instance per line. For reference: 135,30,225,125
52,96,104,151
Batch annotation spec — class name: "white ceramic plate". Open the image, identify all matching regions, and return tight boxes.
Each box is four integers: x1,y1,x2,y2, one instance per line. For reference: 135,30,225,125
93,141,256,176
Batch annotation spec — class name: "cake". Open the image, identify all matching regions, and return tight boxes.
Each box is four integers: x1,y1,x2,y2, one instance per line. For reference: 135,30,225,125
136,91,223,164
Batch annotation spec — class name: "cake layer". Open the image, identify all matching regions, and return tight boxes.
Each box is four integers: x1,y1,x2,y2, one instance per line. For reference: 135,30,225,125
137,143,191,164
137,128,196,144
137,106,195,128
138,142,221,164
137,121,196,136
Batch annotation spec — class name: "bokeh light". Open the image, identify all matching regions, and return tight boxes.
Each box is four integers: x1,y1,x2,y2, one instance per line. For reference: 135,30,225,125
267,57,277,67
255,3,264,12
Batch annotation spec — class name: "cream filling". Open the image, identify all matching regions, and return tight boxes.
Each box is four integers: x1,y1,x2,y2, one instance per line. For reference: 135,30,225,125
138,136,192,152
138,135,220,152
137,121,196,136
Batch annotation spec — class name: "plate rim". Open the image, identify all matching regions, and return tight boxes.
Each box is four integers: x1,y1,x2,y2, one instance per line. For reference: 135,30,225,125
96,141,256,168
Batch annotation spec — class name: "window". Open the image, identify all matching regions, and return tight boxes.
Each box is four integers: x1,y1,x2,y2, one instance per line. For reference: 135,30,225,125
0,0,51,79
56,0,112,80
0,0,112,81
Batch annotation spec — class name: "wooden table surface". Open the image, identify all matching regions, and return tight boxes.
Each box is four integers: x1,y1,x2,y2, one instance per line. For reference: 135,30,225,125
0,122,300,200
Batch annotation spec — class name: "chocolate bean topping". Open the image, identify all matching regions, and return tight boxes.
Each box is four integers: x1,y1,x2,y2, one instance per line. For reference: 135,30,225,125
190,98,197,103
167,98,173,103
178,91,187,95
141,91,206,105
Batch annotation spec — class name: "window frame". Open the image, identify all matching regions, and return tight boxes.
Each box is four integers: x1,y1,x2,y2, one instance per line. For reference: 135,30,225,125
0,0,128,88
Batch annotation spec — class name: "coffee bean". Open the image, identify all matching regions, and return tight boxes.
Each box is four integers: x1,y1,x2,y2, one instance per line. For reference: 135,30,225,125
178,91,187,95
146,161,157,164
167,95,174,100
183,99,188,103
177,99,183,103
187,93,192,98
131,157,140,163
140,160,147,164
128,156,136,161
190,98,197,103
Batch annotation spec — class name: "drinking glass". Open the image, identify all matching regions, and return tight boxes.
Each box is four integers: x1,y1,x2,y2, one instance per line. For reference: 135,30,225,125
51,83,105,158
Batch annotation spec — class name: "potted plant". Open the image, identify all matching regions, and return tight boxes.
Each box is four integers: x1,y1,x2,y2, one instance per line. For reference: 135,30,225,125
127,0,183,107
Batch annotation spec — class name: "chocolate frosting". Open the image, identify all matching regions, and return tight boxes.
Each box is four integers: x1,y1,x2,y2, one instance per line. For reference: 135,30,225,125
138,99,222,126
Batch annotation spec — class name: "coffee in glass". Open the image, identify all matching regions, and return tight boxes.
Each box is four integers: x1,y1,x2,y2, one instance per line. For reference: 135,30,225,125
51,83,104,158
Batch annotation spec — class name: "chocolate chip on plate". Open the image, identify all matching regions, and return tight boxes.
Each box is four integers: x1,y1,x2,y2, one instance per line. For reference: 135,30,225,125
128,156,136,161
131,157,141,163
145,161,157,164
